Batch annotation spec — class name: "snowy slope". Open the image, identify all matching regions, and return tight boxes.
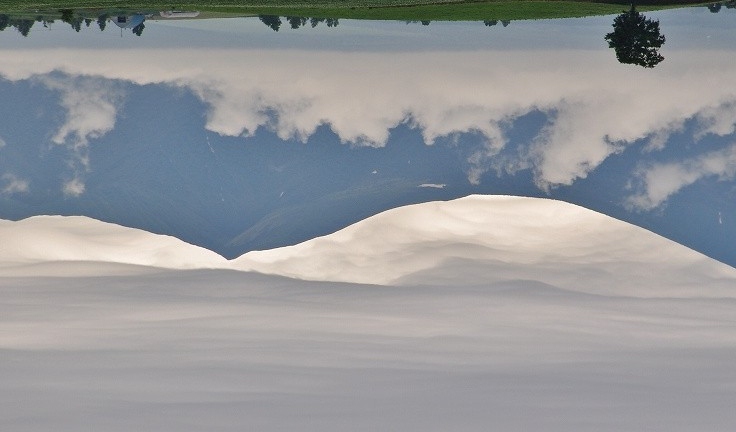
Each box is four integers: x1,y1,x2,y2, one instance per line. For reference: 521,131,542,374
2,196,735,297
2,196,736,431
0,215,227,273
235,195,736,297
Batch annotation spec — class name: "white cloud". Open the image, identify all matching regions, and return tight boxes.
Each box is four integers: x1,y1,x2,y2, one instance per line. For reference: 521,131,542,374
62,177,86,197
38,75,123,152
644,126,682,152
1,49,736,190
418,183,446,189
0,136,6,148
627,142,736,210
1,173,29,195
31,75,123,195
695,101,736,139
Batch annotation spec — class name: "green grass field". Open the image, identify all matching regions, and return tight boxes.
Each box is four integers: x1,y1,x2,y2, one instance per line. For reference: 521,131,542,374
0,0,709,21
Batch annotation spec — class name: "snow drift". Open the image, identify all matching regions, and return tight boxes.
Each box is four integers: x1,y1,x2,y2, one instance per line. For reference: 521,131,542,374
236,195,736,297
1,195,736,431
2,196,734,298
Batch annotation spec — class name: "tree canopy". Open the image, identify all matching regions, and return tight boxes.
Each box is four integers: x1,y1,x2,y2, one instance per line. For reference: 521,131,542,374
604,6,666,68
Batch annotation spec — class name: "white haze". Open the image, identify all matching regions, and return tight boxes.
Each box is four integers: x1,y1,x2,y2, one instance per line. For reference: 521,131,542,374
1,196,735,431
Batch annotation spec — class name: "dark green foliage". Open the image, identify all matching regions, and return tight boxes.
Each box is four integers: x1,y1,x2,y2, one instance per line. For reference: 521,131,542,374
709,0,736,10
14,17,32,35
259,14,281,31
286,15,306,28
604,6,665,68
0,2,684,23
260,15,337,30
59,8,73,22
97,13,107,31
132,21,144,35
59,7,82,32
0,14,37,35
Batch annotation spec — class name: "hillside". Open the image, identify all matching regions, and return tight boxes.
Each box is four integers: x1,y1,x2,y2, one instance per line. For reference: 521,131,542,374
2,195,734,298
2,195,736,431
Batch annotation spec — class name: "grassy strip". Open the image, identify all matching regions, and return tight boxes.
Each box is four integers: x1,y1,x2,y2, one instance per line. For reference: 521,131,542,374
0,0,706,20
204,2,635,20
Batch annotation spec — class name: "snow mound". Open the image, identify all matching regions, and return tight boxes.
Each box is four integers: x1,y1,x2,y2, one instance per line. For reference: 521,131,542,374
235,195,736,297
0,215,226,274
1,196,734,296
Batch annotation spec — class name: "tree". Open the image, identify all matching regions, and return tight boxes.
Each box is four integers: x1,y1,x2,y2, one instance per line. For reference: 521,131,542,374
0,14,9,31
97,14,108,31
70,17,82,32
15,19,34,36
132,22,145,36
59,9,74,23
259,15,282,32
604,6,665,68
286,16,307,29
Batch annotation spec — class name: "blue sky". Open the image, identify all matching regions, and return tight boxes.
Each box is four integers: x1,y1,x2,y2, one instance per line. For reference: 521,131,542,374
0,9,735,265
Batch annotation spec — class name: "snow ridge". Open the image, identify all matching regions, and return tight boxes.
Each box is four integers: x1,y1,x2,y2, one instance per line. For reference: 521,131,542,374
1,196,734,297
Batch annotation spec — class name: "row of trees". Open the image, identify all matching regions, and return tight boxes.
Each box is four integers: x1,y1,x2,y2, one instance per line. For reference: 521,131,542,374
0,10,144,36
0,6,667,69
257,15,512,32
0,14,42,36
708,0,736,12
2,12,510,37
259,15,339,32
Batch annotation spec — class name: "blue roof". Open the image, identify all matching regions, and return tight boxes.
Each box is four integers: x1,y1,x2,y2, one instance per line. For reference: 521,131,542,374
113,15,145,29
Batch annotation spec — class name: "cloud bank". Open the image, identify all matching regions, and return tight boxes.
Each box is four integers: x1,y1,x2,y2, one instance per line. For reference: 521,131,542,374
627,142,736,210
1,48,735,201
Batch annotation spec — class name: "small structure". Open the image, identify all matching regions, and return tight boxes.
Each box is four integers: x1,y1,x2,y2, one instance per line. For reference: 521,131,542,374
113,14,145,29
159,11,200,19
112,14,146,36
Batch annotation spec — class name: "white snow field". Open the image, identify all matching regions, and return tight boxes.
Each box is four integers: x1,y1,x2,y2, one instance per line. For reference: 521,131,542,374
1,196,735,431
